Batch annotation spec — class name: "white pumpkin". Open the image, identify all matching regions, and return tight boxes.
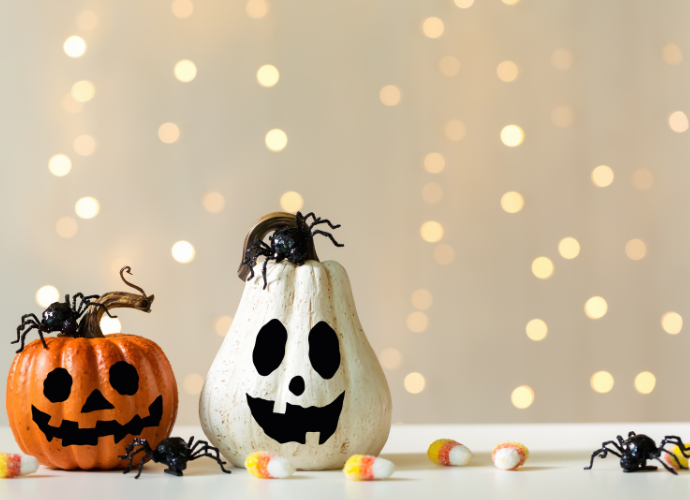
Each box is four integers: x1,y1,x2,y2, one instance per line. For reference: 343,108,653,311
199,257,392,470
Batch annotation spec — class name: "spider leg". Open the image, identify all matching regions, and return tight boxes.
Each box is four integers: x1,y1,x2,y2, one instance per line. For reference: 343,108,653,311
189,450,232,474
243,242,271,282
312,229,344,247
14,324,40,353
78,300,116,319
660,448,688,471
76,294,100,315
120,447,146,475
655,456,678,475
627,431,636,439
301,212,316,225
309,218,341,231
71,293,84,311
189,440,213,458
13,316,39,344
135,451,154,479
187,436,195,448
261,255,275,290
660,436,690,458
584,444,622,470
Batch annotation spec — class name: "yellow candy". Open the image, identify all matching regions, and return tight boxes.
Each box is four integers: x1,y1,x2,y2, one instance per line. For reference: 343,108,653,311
0,453,39,478
662,443,690,470
492,442,529,470
245,451,295,479
427,439,473,466
343,454,394,481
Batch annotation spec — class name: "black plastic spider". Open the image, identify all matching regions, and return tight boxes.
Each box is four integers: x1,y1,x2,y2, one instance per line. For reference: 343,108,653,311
12,292,115,353
585,431,690,474
242,211,344,289
119,436,232,478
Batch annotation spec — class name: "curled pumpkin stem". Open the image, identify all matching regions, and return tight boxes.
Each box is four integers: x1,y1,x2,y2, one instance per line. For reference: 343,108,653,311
79,267,155,339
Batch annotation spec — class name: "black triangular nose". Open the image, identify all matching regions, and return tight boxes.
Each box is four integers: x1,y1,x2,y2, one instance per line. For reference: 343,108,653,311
81,389,115,413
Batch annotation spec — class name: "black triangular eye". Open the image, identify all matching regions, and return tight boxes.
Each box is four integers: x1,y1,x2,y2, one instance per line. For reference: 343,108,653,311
308,322,340,379
44,368,72,403
109,361,139,396
253,319,288,376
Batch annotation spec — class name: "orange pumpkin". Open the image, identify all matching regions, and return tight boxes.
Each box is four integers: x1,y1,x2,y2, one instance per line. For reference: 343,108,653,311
6,268,178,470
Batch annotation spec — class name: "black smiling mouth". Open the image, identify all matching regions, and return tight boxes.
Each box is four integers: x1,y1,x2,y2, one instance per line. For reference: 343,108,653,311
246,392,345,445
31,396,163,447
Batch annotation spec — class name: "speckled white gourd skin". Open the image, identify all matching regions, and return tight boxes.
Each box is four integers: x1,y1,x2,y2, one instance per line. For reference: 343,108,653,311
199,260,393,470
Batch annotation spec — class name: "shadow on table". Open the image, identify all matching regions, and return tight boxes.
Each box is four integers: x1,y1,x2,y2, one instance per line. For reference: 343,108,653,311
381,451,589,471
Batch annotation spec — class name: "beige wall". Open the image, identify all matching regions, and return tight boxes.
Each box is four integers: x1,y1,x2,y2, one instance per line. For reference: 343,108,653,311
2,0,690,427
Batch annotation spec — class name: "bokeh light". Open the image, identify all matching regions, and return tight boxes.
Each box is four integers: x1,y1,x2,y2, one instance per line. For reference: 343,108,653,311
424,153,445,173
257,65,279,87
174,60,197,82
379,348,402,369
501,191,524,213
36,286,60,308
591,165,614,187
246,0,268,19
526,319,547,341
500,125,524,147
591,371,614,393
496,61,518,82
511,386,534,409
76,10,99,30
558,237,580,259
407,311,428,333
551,106,573,127
422,183,443,204
439,56,460,77
64,36,86,58
56,217,78,238
531,257,554,279
669,111,688,133
280,191,304,212
663,43,683,65
49,154,71,177
445,120,466,141
585,296,608,319
550,49,573,70
404,372,426,394
203,192,225,213
420,221,444,242
73,135,96,156
184,374,205,395
265,129,288,151
171,0,194,18
454,0,474,8
62,94,83,114
172,241,195,263
75,197,99,219
625,239,646,260
634,372,656,395
380,85,401,106
434,244,455,265
422,17,444,38
158,123,180,144
71,81,95,102
215,316,233,336
662,312,682,334
502,0,520,5
411,289,433,310
100,317,122,335
632,168,654,191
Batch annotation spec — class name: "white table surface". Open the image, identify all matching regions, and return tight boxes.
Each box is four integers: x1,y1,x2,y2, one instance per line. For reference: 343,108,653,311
2,422,690,499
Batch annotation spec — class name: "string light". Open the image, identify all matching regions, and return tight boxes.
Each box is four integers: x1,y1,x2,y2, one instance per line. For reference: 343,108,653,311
100,317,121,334
663,43,683,65
71,81,95,102
265,129,288,152
558,237,580,259
439,56,460,77
407,312,428,333
36,286,59,308
634,372,656,394
172,241,195,263
422,17,444,38
422,183,443,204
411,289,433,310
531,257,554,279
591,371,614,393
158,123,180,144
379,348,402,369
280,191,303,211
49,155,71,177
585,296,607,319
501,192,524,213
625,239,646,260
404,372,426,394
502,0,520,5
215,316,233,336
496,61,518,82
174,60,197,82
500,125,524,147
64,36,86,58
75,197,99,219
246,0,268,18
171,0,194,18
526,319,547,341
511,386,534,409
454,0,474,7
203,192,225,213
669,111,688,133
591,165,614,187
424,153,445,173
73,135,96,156
445,120,466,141
380,85,401,106
420,221,443,242
662,312,682,334
257,65,279,87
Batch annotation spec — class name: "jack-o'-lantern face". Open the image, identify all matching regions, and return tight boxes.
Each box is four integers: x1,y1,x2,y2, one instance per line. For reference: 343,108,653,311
246,319,345,445
32,361,163,446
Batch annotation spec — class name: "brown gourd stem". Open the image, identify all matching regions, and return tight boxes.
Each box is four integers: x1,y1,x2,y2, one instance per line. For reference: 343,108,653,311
79,267,155,339
237,212,319,282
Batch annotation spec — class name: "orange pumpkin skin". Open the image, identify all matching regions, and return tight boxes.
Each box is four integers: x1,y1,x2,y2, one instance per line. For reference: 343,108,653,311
6,334,178,470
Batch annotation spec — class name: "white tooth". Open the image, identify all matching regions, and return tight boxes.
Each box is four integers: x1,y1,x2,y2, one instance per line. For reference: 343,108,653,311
272,400,287,414
305,432,320,446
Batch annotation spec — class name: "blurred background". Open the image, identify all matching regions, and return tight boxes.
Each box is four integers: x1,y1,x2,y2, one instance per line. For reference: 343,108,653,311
2,0,689,426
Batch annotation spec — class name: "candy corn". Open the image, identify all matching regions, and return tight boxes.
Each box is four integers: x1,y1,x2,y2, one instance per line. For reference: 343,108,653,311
492,442,529,470
427,439,473,466
245,451,295,479
343,454,394,481
0,453,39,478
662,443,690,470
